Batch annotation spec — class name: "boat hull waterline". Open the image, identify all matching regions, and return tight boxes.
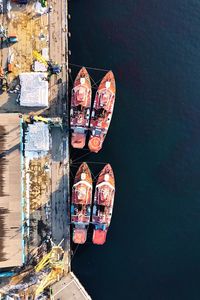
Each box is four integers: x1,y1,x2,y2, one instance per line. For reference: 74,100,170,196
71,162,93,244
70,67,92,149
92,164,115,245
88,71,116,153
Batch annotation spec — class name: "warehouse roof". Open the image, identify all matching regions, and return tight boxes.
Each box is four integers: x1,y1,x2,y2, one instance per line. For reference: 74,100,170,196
0,114,23,268
19,72,48,107
25,122,50,152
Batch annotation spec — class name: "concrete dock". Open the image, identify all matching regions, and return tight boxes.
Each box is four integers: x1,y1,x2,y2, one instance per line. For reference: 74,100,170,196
51,272,92,300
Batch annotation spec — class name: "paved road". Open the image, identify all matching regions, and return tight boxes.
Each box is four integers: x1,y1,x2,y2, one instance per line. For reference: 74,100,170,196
51,272,92,300
49,0,70,258
48,0,68,116
51,126,70,253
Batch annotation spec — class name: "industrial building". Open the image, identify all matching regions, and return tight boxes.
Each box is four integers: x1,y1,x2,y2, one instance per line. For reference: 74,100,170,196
0,114,23,269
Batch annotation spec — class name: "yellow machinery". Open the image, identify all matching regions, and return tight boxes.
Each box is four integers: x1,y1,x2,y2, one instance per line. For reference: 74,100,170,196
35,246,64,273
32,50,48,67
35,264,64,297
34,246,65,298
0,245,65,299
9,268,33,286
32,50,61,75
23,115,49,124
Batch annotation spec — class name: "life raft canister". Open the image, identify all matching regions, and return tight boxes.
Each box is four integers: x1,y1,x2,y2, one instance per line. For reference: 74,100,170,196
88,136,102,153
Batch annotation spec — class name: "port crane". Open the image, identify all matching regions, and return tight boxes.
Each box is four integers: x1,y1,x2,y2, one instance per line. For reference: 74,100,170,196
0,244,65,299
34,245,65,298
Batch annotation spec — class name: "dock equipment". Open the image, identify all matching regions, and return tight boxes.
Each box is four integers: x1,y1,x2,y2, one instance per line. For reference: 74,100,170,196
33,50,62,75
35,265,64,297
40,0,47,7
23,115,49,124
33,50,48,67
34,246,65,297
35,246,64,273
7,36,18,43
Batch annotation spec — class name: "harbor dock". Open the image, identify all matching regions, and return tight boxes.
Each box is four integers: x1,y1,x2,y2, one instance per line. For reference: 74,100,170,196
0,0,91,299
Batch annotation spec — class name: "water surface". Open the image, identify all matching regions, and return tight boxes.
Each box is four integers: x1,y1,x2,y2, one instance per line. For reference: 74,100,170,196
69,1,200,299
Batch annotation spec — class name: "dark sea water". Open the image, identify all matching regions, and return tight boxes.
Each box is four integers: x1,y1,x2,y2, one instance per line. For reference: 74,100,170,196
69,1,200,299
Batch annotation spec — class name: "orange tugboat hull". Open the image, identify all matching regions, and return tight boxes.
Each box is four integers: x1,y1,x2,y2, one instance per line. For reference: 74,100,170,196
71,162,93,244
73,228,87,244
70,67,92,149
89,71,116,153
88,136,102,153
92,229,107,245
92,164,115,245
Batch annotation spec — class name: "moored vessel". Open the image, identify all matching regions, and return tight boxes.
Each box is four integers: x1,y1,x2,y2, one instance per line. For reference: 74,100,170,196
88,71,116,153
92,164,115,245
70,67,91,149
71,162,93,244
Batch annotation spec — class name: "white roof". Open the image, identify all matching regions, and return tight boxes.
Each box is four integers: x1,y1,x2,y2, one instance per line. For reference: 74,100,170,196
35,1,49,14
33,61,48,72
25,122,49,152
42,47,49,61
20,72,48,107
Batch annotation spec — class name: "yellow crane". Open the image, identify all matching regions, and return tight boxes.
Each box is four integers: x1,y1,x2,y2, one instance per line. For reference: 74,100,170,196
34,246,65,298
35,264,64,297
35,246,64,273
0,245,65,299
23,115,49,124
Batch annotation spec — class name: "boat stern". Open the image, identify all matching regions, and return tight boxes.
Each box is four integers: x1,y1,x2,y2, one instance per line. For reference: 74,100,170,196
92,228,107,245
71,132,86,149
73,228,87,244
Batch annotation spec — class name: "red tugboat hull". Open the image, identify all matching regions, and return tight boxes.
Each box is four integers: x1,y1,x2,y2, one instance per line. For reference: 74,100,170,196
92,164,115,245
73,228,87,244
71,162,93,244
88,71,116,153
92,229,107,245
70,67,91,149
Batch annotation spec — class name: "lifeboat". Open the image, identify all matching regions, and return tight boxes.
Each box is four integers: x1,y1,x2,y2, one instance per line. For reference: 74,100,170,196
92,164,115,245
70,67,92,148
71,162,93,244
88,71,116,153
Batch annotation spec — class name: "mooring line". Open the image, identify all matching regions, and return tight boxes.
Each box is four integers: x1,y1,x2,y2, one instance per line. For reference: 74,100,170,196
69,63,109,72
72,151,91,163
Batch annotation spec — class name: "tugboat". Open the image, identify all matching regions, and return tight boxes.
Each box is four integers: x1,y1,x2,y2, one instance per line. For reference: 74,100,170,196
88,71,116,153
70,67,91,148
71,162,93,244
92,164,115,245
